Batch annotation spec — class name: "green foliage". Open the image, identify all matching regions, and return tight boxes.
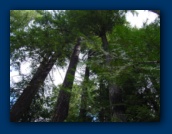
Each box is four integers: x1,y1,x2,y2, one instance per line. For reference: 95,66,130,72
66,10,126,37
65,85,82,122
10,10,40,33
10,10,160,122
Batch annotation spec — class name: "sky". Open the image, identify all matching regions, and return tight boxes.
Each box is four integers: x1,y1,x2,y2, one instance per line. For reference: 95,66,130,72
126,10,158,28
10,10,158,87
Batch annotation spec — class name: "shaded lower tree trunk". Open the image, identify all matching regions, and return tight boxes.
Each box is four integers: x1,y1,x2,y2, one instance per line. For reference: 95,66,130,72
98,79,111,122
51,38,81,122
109,84,126,122
79,51,91,122
10,53,59,122
100,33,126,122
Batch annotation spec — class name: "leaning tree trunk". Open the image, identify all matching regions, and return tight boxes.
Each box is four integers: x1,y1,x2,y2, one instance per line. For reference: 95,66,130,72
10,53,58,122
51,38,81,122
79,51,91,122
100,33,126,122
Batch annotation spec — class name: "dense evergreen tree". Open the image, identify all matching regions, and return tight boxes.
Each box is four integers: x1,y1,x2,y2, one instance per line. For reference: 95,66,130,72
51,37,81,122
10,53,59,122
10,10,160,122
10,10,75,122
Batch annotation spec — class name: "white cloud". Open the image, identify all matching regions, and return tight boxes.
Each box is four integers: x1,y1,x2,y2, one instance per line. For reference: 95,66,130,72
126,10,158,28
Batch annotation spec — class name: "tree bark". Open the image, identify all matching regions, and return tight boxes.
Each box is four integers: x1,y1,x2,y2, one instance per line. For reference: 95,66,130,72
51,38,81,122
79,51,90,122
100,34,126,122
109,84,126,122
98,79,111,122
10,53,58,122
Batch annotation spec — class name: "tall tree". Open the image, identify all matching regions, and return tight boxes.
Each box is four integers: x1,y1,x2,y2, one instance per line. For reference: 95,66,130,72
10,53,59,122
100,33,126,122
51,37,81,122
79,51,91,122
108,18,160,121
10,10,73,122
66,10,126,121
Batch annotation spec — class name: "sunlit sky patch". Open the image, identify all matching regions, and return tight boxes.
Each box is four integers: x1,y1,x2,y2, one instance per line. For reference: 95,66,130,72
126,10,158,28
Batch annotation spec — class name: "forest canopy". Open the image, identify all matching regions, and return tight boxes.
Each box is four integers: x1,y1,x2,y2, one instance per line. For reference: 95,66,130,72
10,10,160,122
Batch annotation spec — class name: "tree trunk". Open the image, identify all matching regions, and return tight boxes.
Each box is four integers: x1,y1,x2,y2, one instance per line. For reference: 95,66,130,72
79,51,90,122
10,53,58,122
79,66,89,122
98,79,111,122
109,84,126,122
100,34,126,122
51,38,81,122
